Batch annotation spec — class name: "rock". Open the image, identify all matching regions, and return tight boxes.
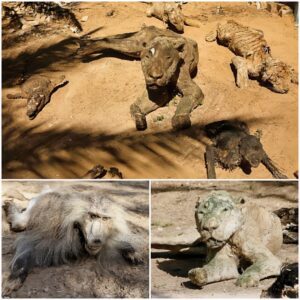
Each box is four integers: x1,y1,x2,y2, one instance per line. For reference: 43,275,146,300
279,6,293,17
106,9,115,17
81,15,88,22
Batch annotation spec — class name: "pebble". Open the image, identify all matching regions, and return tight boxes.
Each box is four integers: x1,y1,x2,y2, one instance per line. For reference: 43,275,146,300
81,15,88,22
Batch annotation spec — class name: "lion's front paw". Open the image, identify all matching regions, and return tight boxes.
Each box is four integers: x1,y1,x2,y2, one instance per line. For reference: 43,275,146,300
188,268,208,287
236,273,259,288
172,114,191,130
134,113,147,131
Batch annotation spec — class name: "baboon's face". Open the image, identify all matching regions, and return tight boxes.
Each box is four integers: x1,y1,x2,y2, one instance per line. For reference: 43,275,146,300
76,210,115,255
216,133,242,169
141,39,182,89
195,194,243,249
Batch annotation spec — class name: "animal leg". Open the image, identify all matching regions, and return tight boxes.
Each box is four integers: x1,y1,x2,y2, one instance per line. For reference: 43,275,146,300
3,248,33,296
3,201,27,232
261,155,288,179
205,30,217,42
188,245,239,286
50,75,68,90
236,239,282,287
7,93,25,99
205,145,217,179
231,56,249,88
173,74,204,130
4,198,37,232
118,241,143,265
77,30,146,58
130,88,170,130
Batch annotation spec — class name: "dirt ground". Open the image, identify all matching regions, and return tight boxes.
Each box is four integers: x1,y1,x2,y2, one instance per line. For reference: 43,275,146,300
151,181,298,298
2,2,298,179
2,181,149,298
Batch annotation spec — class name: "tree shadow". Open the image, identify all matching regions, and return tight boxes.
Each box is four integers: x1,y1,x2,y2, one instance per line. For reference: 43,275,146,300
3,96,279,179
156,257,205,278
2,26,103,88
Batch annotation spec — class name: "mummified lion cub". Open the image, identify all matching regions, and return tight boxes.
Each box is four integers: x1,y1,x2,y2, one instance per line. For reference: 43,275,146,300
206,20,298,93
188,191,282,288
3,188,143,296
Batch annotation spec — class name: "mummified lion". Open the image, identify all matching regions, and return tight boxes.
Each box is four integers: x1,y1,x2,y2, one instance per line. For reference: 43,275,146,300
146,3,202,33
3,189,142,296
188,191,282,287
206,20,298,93
7,74,67,120
77,25,204,131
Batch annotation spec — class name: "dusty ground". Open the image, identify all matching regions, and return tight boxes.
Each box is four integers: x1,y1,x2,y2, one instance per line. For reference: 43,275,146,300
2,2,298,179
151,181,298,298
2,181,149,298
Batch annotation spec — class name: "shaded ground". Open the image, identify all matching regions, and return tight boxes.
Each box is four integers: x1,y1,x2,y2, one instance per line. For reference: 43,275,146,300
2,181,149,298
2,2,298,179
151,181,298,298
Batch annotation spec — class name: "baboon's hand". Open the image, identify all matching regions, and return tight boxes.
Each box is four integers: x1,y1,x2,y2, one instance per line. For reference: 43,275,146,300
123,250,143,265
2,273,23,297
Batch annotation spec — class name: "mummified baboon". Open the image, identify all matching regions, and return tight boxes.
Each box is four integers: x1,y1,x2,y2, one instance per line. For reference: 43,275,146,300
3,189,143,296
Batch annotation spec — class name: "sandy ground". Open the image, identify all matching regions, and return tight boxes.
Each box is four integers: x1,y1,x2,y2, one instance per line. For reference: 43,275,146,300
2,2,298,179
2,181,149,298
151,181,298,298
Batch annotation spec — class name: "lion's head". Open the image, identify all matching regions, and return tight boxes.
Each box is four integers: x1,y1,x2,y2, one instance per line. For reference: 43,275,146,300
164,3,185,33
140,36,185,89
26,94,49,120
262,60,298,94
73,197,127,256
239,135,265,168
195,192,243,249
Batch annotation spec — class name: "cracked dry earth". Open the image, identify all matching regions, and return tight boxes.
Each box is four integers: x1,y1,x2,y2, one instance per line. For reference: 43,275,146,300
2,181,149,298
2,2,298,179
151,181,298,298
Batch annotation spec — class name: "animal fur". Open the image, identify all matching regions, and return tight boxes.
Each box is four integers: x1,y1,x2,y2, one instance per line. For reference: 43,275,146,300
204,120,287,179
3,189,142,296
261,263,298,298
